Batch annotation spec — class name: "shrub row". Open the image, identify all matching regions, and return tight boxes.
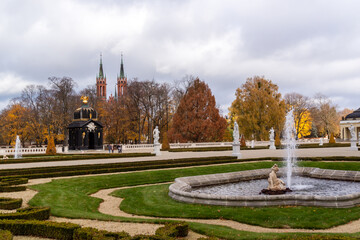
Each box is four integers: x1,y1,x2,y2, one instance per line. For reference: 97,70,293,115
0,152,154,165
2,155,360,180
168,146,269,152
0,230,11,240
0,219,80,240
155,222,189,238
0,177,28,192
73,227,131,240
0,198,22,210
0,156,239,179
0,206,50,220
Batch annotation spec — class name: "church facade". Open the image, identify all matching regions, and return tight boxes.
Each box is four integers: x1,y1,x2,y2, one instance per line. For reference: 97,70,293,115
96,54,128,101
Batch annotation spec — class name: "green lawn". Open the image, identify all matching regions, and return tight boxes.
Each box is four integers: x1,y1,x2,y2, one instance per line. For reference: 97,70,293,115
28,160,360,239
114,184,360,229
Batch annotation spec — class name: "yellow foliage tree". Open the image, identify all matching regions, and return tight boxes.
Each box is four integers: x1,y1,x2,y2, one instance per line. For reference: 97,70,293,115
46,136,56,155
329,133,336,144
230,76,286,140
296,111,312,139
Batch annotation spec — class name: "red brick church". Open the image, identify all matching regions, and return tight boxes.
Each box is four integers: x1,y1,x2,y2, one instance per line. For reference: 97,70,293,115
96,54,127,101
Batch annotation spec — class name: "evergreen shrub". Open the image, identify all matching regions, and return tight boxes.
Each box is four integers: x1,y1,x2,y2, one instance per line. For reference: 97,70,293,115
0,198,22,210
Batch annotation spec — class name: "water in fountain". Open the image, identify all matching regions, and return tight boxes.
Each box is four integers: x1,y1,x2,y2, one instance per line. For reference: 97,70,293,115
284,109,297,188
14,135,22,159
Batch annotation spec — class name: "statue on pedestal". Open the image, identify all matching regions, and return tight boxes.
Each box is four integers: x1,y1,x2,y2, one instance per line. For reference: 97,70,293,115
261,164,291,195
153,126,160,144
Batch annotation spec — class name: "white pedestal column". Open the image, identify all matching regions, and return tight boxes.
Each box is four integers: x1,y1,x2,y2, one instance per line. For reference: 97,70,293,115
350,140,358,151
232,143,241,159
269,139,276,150
152,143,161,156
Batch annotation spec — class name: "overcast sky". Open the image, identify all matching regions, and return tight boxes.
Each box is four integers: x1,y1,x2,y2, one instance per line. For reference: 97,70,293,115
1,0,360,114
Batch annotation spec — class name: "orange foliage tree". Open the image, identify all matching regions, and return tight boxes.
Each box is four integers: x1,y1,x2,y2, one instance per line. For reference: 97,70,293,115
168,78,227,143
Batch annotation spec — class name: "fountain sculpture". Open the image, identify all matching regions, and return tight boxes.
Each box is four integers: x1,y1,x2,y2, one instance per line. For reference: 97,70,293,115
14,135,22,159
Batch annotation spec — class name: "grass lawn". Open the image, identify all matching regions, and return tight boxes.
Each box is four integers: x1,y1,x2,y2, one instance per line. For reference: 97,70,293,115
114,183,360,229
28,160,360,239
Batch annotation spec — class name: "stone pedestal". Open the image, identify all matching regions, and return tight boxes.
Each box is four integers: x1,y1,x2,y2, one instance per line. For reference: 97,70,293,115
350,140,358,151
232,143,241,159
269,139,276,150
152,143,161,156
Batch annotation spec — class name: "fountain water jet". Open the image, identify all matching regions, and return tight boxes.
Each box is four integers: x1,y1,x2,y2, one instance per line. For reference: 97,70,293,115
14,135,22,159
284,109,297,188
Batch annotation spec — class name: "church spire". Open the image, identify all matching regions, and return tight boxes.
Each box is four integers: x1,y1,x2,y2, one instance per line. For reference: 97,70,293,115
120,53,125,78
99,53,104,78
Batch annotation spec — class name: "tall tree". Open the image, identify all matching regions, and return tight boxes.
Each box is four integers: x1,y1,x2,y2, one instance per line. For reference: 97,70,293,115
168,78,226,142
284,93,312,139
230,76,286,140
48,77,77,145
310,93,338,137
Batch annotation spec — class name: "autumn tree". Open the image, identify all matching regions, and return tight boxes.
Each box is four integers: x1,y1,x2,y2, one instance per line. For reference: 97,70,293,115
284,93,312,139
310,94,339,137
49,77,77,145
230,76,286,140
168,78,226,142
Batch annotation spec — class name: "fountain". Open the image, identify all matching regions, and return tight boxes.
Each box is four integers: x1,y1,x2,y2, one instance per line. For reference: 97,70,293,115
284,109,297,188
168,111,360,208
14,135,22,159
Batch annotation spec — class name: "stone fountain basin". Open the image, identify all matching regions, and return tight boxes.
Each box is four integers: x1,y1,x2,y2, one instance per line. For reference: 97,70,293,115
168,167,360,208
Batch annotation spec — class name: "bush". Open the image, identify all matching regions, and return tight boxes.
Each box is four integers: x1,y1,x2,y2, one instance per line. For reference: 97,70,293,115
0,207,50,220
0,230,12,240
0,219,80,240
329,133,336,144
46,136,57,155
240,135,246,147
275,133,281,147
0,198,22,210
161,132,170,151
73,227,130,240
155,222,189,238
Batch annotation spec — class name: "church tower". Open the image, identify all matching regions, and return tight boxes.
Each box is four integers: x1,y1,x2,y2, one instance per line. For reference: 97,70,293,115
96,54,107,100
116,54,127,99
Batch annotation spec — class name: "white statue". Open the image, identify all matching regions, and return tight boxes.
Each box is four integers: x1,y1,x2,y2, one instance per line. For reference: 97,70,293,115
269,127,276,150
153,126,160,144
350,125,356,141
233,122,239,144
319,137,323,146
268,164,286,191
269,128,274,141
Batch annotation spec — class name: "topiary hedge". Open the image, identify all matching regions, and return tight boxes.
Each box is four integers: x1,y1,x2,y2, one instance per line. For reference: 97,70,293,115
0,177,28,192
0,230,12,240
0,152,154,165
0,206,50,220
0,197,22,210
0,219,80,240
155,222,188,238
73,227,130,240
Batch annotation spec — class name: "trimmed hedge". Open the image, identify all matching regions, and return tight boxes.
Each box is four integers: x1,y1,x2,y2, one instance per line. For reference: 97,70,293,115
0,152,154,165
0,219,80,240
0,156,239,179
0,230,12,240
74,227,130,240
155,222,189,238
0,177,28,192
2,155,360,180
0,198,22,210
168,146,268,152
0,207,50,220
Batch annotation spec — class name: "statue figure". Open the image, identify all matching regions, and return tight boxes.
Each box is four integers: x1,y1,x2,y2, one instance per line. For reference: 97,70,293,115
350,125,356,141
233,122,239,144
269,128,274,141
267,164,286,191
153,126,160,144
